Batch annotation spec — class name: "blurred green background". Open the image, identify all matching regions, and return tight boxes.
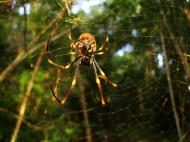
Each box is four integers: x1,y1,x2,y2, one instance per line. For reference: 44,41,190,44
0,0,190,142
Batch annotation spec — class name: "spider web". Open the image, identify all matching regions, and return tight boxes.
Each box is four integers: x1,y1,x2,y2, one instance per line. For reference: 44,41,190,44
0,0,190,142
40,1,190,142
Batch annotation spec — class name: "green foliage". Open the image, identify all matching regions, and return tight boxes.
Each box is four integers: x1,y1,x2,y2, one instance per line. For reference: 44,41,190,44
0,0,190,142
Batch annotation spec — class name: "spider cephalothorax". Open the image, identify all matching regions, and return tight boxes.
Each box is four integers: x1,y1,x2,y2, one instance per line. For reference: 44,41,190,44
76,33,96,65
47,32,117,106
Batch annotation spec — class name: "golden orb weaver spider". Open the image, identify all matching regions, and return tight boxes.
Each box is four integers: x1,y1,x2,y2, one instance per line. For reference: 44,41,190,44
47,32,117,106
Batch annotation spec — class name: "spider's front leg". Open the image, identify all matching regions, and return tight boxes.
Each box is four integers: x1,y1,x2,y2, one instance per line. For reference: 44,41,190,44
51,69,62,101
94,35,109,55
68,30,76,50
47,34,81,70
51,62,80,104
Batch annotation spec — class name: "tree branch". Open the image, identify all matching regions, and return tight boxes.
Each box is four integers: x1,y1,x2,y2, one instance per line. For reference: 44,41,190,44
0,25,77,83
78,72,93,142
0,107,42,131
10,47,46,142
0,0,75,83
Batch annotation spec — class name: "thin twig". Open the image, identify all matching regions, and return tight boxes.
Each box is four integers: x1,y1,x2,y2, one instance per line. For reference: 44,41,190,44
160,24,183,142
10,47,46,142
26,0,73,50
0,0,12,4
0,107,42,131
23,0,28,50
160,8,190,82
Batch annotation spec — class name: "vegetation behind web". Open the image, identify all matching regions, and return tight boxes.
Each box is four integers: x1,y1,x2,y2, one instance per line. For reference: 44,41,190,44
0,0,190,142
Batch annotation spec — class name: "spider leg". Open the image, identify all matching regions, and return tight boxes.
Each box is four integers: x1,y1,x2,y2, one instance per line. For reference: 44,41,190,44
51,69,62,101
93,58,117,88
51,62,80,104
92,61,106,106
68,32,74,48
94,35,109,55
47,34,81,69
